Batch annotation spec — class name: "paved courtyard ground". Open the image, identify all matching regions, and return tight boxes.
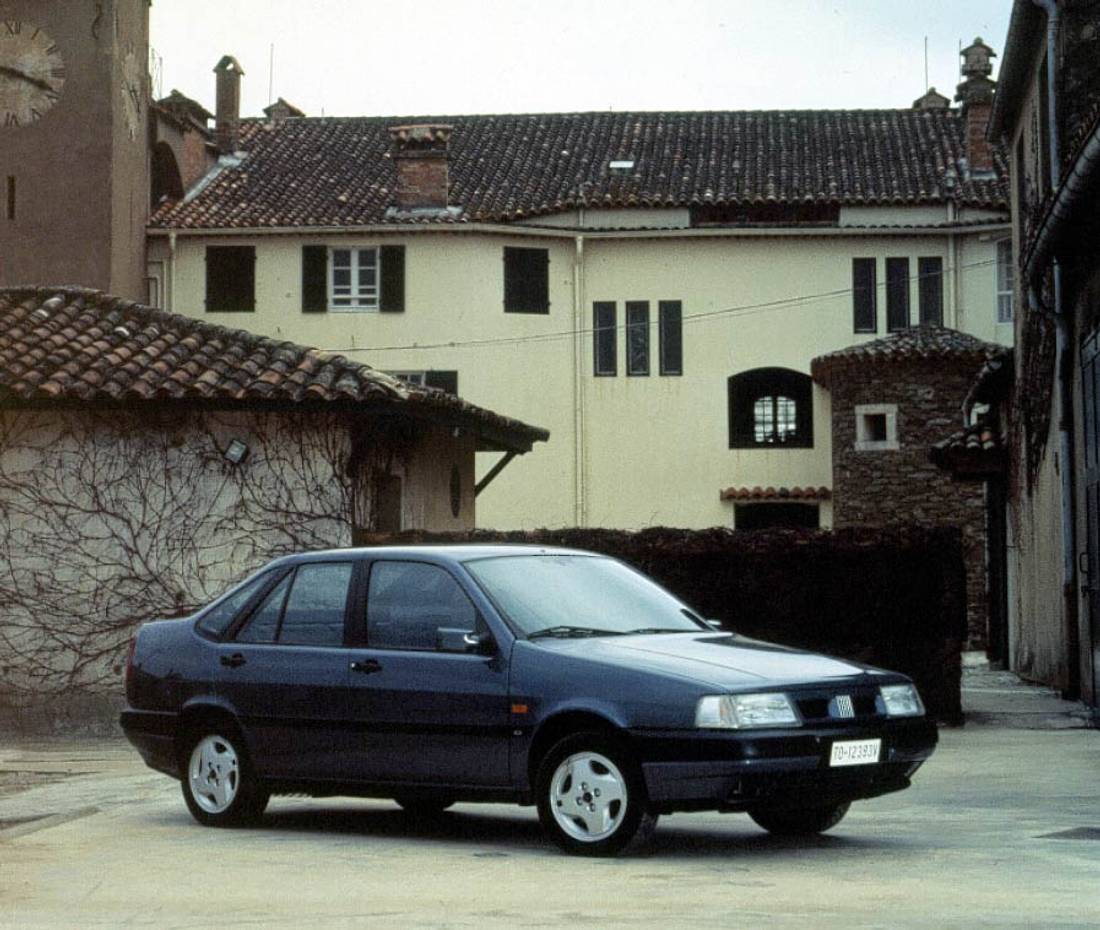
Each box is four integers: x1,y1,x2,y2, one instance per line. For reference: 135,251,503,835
1,666,1097,929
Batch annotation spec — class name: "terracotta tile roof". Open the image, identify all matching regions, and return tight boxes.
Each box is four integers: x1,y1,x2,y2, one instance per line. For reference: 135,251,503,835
0,287,548,453
719,486,832,502
811,325,1009,384
150,109,1007,229
930,423,1006,477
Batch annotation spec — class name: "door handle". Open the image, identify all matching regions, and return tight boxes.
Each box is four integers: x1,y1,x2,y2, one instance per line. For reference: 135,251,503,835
350,659,383,675
220,653,246,668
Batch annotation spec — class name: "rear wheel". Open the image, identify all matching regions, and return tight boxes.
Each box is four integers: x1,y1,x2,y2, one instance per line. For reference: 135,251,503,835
180,729,268,827
535,731,656,856
748,801,850,836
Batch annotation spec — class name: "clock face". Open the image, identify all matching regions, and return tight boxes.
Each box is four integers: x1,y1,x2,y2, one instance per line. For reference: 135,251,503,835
0,20,65,129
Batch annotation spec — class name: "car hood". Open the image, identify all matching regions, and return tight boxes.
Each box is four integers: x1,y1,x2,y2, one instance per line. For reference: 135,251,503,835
537,632,881,690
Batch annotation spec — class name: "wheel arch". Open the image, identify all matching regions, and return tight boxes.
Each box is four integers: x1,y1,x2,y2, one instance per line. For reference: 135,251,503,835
526,708,629,789
174,700,247,772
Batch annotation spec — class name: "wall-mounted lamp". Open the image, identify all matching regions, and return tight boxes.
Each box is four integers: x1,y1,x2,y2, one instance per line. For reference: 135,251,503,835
223,438,250,464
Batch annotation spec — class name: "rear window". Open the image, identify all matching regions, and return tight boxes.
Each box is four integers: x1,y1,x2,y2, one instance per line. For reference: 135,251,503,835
195,570,274,637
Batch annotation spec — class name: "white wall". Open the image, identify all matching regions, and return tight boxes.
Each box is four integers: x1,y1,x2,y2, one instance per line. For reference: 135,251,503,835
153,222,1010,530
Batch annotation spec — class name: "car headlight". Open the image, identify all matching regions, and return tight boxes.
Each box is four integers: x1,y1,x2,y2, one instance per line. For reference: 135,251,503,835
878,683,925,717
695,693,800,729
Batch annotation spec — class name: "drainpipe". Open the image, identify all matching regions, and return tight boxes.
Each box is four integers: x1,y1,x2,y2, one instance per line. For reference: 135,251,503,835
572,231,586,526
1030,0,1080,696
168,230,177,312
946,199,960,329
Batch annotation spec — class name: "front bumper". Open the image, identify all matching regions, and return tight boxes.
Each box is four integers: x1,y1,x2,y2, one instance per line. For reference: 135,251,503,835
119,708,179,778
633,718,937,813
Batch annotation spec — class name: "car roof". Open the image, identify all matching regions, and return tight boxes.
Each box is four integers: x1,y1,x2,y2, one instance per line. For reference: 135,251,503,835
265,544,601,569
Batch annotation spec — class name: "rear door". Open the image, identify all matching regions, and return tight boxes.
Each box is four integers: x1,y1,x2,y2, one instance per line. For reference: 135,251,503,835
213,560,356,781
344,559,511,787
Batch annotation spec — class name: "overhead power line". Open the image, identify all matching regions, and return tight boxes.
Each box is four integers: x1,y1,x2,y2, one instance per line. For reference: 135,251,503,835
322,257,1000,354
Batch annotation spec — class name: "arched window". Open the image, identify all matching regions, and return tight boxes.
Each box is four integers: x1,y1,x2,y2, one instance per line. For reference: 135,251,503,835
728,368,813,448
151,142,184,207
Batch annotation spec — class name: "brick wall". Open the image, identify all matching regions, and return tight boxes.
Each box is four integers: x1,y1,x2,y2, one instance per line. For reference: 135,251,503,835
827,357,989,647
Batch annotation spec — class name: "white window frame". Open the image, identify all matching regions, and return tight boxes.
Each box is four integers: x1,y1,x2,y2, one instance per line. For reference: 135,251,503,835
996,239,1014,324
854,403,899,452
329,246,380,312
387,371,426,386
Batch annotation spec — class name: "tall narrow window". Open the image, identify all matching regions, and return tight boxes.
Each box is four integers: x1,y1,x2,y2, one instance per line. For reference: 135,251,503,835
593,302,616,376
918,257,943,326
886,257,910,332
852,258,877,332
658,300,682,375
626,301,650,376
6,176,14,220
503,247,549,313
205,246,256,313
996,239,1014,323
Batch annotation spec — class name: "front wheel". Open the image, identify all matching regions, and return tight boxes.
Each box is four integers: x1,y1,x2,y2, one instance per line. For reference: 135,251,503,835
748,801,850,836
535,732,657,856
181,730,268,827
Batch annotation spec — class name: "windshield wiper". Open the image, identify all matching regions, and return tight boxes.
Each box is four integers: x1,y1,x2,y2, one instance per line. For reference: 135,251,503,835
527,625,625,640
624,627,690,635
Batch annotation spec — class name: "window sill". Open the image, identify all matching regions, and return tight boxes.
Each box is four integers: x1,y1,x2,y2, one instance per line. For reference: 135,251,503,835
328,305,380,313
854,440,900,452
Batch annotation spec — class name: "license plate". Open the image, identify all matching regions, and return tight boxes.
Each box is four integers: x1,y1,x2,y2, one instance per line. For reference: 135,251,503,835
829,738,881,767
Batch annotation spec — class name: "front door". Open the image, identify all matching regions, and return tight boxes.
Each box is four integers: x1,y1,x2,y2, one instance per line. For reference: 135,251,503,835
1079,330,1100,710
345,559,511,787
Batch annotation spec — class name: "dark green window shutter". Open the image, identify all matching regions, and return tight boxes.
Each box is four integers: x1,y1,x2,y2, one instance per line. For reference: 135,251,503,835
205,246,255,313
380,245,406,313
302,246,328,313
424,370,458,395
503,247,549,313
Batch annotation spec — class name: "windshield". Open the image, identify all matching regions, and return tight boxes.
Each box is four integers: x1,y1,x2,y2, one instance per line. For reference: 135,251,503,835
464,554,706,637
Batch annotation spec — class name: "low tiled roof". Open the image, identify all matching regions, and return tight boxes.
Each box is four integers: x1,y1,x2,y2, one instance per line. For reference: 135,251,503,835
151,109,1007,229
811,325,1009,384
0,287,548,453
719,486,832,502
929,423,1006,478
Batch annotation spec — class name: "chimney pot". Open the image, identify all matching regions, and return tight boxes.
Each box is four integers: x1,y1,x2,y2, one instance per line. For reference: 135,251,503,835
213,55,245,155
388,124,453,210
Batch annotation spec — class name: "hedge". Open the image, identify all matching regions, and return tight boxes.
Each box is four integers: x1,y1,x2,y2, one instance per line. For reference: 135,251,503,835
359,525,967,723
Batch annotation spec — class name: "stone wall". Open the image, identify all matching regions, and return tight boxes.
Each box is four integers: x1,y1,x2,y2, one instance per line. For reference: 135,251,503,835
827,358,989,647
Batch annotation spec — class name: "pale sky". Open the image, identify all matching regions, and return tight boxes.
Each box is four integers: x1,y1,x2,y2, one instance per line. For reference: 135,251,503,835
150,1,1011,119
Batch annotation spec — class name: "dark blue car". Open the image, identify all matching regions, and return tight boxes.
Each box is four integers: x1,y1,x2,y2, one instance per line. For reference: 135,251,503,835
120,546,937,856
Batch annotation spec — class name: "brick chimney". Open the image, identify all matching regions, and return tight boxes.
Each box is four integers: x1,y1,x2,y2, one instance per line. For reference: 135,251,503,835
955,38,997,175
213,55,245,155
388,124,453,210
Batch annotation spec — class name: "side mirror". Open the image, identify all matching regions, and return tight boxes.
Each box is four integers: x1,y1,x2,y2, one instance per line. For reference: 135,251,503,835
437,627,495,655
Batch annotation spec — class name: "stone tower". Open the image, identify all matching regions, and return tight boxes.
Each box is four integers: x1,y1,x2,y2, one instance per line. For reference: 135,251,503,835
0,0,151,300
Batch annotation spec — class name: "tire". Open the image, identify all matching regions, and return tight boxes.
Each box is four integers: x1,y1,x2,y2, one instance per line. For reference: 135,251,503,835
394,794,455,816
180,728,269,827
535,731,657,857
748,801,850,836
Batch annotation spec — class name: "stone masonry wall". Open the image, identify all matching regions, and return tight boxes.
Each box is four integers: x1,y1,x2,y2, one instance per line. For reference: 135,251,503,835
828,358,989,647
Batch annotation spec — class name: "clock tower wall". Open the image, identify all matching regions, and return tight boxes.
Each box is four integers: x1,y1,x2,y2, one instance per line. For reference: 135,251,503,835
0,0,149,300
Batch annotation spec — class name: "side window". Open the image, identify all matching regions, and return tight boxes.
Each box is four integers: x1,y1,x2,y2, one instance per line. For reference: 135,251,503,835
196,570,273,637
234,563,352,647
367,561,479,651
279,563,353,646
236,573,292,644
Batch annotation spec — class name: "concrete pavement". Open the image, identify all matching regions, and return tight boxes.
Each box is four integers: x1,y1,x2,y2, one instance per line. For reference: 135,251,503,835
0,666,1097,929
